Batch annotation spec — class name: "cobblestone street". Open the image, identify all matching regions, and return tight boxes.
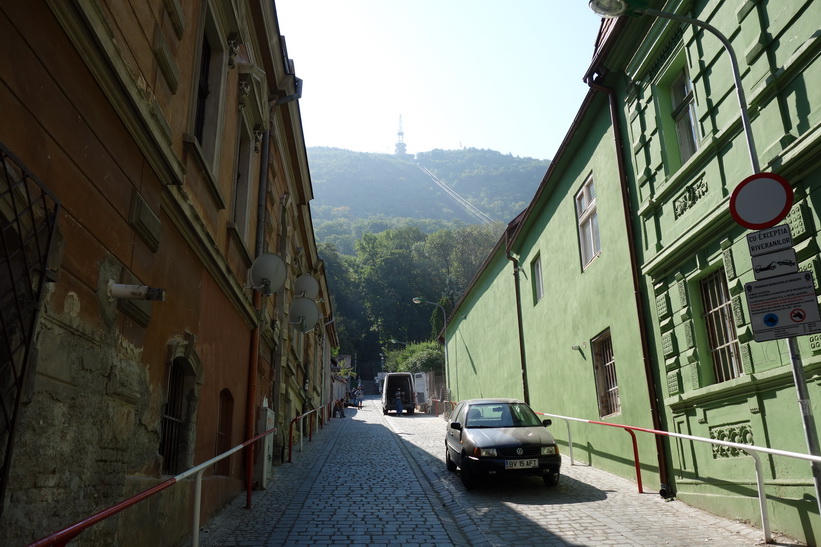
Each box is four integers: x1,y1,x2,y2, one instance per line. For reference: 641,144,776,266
195,397,804,546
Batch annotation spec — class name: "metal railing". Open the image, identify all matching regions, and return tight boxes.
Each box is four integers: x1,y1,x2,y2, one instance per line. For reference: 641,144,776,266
28,423,284,547
288,401,333,463
538,411,821,544
430,398,457,419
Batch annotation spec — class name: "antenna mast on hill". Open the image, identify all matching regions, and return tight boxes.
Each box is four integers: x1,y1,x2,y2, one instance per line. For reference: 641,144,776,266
395,115,408,156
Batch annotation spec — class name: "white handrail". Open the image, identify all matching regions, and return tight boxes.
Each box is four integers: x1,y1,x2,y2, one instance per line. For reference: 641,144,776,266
540,411,821,544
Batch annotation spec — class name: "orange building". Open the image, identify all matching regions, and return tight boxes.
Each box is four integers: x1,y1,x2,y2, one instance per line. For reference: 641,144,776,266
0,1,336,544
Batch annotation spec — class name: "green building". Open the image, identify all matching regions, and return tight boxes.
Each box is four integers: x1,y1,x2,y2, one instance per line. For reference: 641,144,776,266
446,0,819,542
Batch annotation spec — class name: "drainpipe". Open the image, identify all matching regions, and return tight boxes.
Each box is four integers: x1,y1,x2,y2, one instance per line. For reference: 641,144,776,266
245,125,272,508
506,251,530,404
585,76,672,497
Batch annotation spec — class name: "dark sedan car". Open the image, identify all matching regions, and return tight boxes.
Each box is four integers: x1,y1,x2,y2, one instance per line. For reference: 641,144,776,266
445,399,561,489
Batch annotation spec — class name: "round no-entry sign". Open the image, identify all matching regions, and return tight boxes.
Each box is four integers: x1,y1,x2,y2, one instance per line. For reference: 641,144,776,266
729,173,793,230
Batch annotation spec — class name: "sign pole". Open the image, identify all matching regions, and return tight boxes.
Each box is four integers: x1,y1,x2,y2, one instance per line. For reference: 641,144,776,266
732,174,821,514
787,336,821,516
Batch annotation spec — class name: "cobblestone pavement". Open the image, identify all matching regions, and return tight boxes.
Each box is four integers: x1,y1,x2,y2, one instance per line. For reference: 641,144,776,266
194,397,804,547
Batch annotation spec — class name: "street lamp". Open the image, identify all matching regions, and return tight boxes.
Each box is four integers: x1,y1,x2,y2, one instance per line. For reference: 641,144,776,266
588,0,760,172
389,339,408,346
412,296,450,395
589,0,821,530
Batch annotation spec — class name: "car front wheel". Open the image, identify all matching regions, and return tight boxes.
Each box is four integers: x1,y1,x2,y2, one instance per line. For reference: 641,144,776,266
445,446,456,472
460,459,477,489
543,471,560,486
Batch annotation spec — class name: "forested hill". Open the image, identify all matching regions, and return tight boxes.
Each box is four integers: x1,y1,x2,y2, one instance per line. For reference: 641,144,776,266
307,147,550,254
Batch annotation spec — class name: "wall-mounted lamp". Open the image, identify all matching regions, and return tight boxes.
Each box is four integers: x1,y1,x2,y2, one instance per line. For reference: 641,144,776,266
247,253,286,296
109,282,166,301
572,345,581,351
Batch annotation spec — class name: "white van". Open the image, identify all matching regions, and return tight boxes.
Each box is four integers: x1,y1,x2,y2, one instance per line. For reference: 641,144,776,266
381,372,415,415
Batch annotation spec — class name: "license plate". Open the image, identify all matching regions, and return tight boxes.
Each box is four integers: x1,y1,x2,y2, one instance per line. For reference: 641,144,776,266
505,458,538,469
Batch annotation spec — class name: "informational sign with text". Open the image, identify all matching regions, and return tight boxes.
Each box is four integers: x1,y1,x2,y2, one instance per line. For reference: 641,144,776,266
745,271,821,342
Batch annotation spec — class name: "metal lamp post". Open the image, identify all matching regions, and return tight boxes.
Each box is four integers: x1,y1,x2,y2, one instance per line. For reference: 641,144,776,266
589,0,821,530
589,0,759,173
413,297,450,395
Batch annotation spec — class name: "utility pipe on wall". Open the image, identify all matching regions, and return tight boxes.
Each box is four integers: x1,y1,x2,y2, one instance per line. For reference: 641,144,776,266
585,77,671,496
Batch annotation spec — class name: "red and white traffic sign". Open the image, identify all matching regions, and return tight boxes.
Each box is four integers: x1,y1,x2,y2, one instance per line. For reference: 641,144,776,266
730,173,793,230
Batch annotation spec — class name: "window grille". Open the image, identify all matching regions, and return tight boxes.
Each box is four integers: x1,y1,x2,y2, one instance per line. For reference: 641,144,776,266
593,331,620,417
160,360,186,475
700,269,742,382
0,142,59,517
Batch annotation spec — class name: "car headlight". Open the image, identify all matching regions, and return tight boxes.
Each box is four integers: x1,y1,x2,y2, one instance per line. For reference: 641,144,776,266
476,448,497,457
541,446,558,456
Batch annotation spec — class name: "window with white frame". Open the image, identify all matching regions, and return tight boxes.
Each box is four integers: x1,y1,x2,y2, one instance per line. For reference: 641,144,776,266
700,268,742,383
531,254,544,303
670,68,699,164
576,176,600,267
592,330,620,417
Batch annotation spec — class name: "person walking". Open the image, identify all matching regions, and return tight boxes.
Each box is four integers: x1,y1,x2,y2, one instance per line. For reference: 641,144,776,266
394,388,403,416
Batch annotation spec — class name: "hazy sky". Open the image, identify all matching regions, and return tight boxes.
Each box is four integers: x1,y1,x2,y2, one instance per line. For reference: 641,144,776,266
275,1,604,161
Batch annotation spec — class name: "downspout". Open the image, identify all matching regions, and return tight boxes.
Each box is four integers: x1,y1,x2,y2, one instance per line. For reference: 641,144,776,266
245,124,272,507
585,76,672,497
506,251,530,404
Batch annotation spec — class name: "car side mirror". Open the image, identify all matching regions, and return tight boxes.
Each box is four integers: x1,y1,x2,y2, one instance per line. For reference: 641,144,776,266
450,422,462,431
542,419,552,427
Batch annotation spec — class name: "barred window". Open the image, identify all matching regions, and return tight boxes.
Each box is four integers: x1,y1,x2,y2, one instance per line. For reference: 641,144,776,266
592,330,620,417
700,269,742,382
159,357,196,475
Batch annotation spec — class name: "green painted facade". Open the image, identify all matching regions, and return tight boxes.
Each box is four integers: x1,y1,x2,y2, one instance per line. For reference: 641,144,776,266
446,0,820,542
448,91,668,491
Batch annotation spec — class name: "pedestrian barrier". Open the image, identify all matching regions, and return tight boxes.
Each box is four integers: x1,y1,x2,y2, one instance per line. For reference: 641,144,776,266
430,398,457,418
537,410,821,544
288,401,334,463
27,424,279,547
28,401,338,547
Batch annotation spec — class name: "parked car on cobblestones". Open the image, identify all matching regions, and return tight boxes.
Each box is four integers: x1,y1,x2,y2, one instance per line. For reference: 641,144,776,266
445,399,561,489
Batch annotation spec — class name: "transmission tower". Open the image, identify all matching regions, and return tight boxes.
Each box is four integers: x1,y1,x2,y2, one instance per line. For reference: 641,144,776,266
395,115,408,156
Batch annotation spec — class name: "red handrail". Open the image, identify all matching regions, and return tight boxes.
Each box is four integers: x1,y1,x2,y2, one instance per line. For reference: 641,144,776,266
288,401,334,463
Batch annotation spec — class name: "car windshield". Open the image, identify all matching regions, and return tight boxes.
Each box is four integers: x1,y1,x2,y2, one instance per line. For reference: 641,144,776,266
465,403,543,428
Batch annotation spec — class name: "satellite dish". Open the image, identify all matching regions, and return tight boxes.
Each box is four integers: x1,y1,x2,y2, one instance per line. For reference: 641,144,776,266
294,274,319,299
249,253,286,295
289,297,319,333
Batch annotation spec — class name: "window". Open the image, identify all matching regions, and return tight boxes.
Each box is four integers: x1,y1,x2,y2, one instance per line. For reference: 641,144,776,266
159,357,197,474
194,36,211,144
231,117,254,244
700,268,742,383
191,9,229,169
215,389,234,476
531,255,544,303
670,68,699,164
159,359,186,474
592,330,620,417
576,176,600,267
